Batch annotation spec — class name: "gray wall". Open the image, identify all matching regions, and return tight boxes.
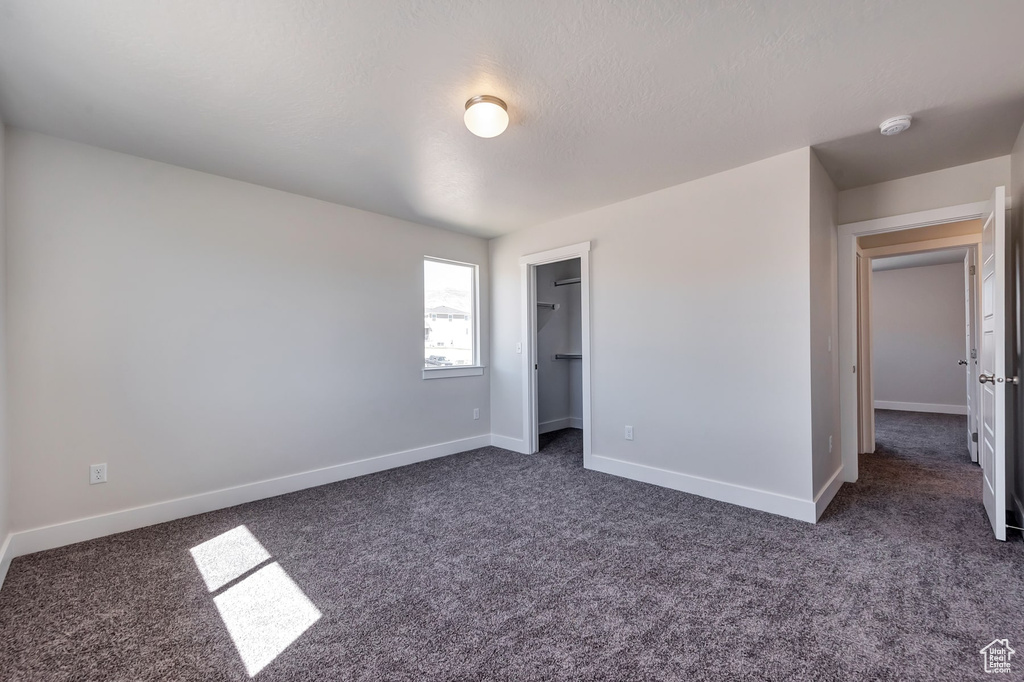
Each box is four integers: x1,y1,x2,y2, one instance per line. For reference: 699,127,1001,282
838,156,1010,224
536,259,582,430
490,148,819,506
809,151,841,495
871,263,967,410
5,129,491,532
0,124,8,574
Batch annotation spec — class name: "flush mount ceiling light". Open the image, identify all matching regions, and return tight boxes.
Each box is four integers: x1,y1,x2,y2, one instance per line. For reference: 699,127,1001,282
464,95,509,138
879,115,912,136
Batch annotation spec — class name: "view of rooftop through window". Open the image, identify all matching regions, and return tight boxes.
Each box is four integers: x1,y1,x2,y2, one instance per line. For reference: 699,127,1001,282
424,258,475,367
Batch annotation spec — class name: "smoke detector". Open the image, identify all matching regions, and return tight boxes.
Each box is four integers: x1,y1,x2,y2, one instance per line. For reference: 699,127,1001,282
880,115,912,136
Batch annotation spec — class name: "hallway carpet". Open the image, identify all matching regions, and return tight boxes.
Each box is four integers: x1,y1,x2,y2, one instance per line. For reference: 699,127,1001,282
0,412,1021,681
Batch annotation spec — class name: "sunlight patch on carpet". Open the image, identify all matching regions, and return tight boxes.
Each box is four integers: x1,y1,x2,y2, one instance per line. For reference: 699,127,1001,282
213,562,322,676
191,526,321,676
190,525,271,592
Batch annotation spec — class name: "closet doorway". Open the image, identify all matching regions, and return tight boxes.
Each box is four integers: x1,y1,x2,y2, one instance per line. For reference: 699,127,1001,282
519,242,592,464
536,259,583,436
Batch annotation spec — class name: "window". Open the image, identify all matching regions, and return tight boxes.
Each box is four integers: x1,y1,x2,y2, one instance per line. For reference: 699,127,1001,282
423,257,482,378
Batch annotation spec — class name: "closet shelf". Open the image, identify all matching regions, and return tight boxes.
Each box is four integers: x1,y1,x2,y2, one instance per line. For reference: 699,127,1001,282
555,353,582,360
553,277,581,287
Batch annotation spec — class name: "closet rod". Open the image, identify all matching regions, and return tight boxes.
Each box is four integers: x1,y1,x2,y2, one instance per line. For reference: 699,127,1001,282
537,302,557,310
555,353,582,360
553,277,581,287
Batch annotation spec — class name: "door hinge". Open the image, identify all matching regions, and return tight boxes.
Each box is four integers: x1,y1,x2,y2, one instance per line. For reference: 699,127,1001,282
970,265,976,275
972,432,979,443
535,364,538,370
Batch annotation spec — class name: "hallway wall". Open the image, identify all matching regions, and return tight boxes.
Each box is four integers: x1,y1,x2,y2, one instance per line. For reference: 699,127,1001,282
838,156,1010,224
872,262,967,413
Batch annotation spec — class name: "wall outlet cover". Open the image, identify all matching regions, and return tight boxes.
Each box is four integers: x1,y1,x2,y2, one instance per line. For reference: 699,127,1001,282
90,463,107,485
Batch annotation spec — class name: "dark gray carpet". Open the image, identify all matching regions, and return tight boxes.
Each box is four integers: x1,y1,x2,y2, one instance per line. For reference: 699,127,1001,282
0,411,1021,681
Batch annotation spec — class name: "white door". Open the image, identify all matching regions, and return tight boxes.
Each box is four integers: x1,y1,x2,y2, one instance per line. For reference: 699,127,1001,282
979,186,1008,541
964,250,979,462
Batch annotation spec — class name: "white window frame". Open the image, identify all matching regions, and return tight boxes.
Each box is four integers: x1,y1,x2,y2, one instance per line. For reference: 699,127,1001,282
423,256,484,379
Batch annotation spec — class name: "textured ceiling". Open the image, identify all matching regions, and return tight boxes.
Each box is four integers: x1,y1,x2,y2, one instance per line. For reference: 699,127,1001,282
2,1,1024,237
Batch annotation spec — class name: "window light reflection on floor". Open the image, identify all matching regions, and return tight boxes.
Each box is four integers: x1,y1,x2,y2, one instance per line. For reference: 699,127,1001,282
190,525,321,677
190,525,271,592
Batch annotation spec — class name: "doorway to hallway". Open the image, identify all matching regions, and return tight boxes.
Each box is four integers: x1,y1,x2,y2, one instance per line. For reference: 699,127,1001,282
838,190,1012,540
868,246,979,459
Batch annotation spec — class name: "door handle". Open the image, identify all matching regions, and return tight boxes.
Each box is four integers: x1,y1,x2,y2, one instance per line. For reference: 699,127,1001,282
980,374,1019,385
958,360,968,366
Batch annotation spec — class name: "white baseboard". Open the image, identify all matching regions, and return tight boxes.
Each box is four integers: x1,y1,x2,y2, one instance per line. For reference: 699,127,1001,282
3,434,492,568
0,533,13,592
539,418,569,434
588,454,817,523
814,467,845,520
489,433,528,453
874,401,967,415
539,417,584,434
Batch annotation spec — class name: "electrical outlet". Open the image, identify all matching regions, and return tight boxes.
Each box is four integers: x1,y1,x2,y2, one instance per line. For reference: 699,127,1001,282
829,435,833,453
473,408,480,420
625,425,634,441
90,463,107,485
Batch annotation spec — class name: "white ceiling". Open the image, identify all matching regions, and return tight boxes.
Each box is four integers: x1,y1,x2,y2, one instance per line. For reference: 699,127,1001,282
2,1,1024,238
872,248,968,272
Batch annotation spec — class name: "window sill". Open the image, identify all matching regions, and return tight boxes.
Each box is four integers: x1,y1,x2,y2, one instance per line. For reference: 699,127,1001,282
422,366,485,380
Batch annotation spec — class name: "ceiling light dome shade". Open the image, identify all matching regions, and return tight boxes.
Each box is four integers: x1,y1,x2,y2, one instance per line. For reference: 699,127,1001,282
464,95,509,138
